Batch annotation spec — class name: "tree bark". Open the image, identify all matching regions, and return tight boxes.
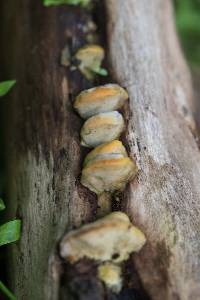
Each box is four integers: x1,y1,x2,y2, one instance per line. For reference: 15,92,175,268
0,2,97,299
106,1,200,300
0,0,200,300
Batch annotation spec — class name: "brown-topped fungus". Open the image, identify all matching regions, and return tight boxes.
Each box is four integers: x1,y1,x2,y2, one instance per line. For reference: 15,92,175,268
80,111,125,148
81,140,137,195
75,44,107,80
74,84,128,119
60,211,146,264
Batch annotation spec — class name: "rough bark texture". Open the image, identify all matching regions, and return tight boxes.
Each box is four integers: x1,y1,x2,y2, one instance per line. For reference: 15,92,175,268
106,1,200,300
0,2,98,299
0,0,200,300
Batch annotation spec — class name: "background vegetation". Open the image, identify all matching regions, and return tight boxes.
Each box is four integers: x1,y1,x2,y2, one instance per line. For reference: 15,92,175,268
175,0,200,67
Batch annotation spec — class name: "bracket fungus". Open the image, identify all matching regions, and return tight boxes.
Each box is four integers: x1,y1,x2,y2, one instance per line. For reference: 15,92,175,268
60,212,146,292
81,140,138,195
80,111,125,148
75,44,107,80
74,84,128,119
83,140,128,166
60,211,146,264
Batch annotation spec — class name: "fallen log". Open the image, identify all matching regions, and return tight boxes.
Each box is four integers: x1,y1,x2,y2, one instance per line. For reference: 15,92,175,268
0,0,199,299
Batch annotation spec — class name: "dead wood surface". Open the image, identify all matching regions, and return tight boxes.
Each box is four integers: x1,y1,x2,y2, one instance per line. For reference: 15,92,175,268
0,2,98,299
0,0,200,300
106,1,200,300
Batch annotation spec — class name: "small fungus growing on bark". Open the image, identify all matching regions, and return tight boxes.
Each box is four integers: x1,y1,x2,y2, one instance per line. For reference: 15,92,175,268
97,262,122,293
74,84,128,119
60,212,146,263
75,44,106,80
80,111,125,148
83,140,128,167
81,140,137,195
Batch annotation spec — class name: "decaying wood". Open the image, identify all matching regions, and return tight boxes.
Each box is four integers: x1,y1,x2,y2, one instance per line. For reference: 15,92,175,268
106,1,200,300
0,2,98,299
0,0,200,299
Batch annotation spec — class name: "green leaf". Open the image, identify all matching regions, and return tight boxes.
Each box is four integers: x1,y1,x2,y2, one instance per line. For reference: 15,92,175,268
43,0,90,7
92,67,108,76
0,80,16,97
0,220,21,246
0,281,16,300
0,199,5,211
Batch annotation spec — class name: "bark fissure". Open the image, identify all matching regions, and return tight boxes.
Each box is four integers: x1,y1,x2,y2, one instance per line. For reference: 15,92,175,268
57,2,150,299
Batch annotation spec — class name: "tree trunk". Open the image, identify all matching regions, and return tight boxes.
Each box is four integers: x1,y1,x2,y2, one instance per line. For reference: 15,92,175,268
106,1,200,300
0,2,98,299
1,0,200,300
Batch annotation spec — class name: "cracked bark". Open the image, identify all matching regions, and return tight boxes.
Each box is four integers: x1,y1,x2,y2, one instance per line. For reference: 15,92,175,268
0,0,200,300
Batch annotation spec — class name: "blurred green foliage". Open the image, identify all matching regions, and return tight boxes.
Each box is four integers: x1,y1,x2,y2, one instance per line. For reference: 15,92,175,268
43,0,90,7
175,0,200,66
0,281,16,300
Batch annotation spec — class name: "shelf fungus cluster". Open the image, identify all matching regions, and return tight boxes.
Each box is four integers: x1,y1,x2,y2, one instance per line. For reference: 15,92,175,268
60,212,146,293
60,83,145,293
74,84,137,214
58,6,146,295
